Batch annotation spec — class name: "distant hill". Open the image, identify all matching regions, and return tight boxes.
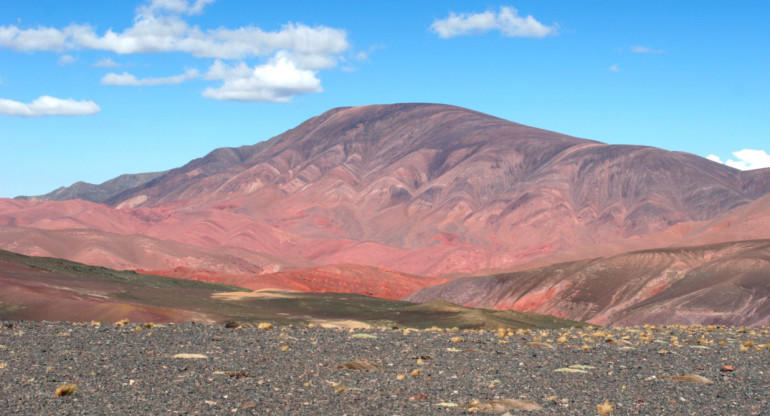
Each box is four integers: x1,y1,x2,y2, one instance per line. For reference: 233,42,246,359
0,249,582,329
16,171,167,203
407,239,770,327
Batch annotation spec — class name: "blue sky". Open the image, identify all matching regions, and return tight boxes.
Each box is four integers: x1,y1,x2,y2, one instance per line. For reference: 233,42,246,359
1,0,768,198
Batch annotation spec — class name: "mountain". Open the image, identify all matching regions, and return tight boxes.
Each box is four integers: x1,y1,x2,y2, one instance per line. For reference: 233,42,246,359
1,103,770,324
5,104,769,275
15,171,167,203
406,239,770,327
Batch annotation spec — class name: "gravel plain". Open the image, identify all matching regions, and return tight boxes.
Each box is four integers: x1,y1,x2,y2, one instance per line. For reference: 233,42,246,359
0,320,768,415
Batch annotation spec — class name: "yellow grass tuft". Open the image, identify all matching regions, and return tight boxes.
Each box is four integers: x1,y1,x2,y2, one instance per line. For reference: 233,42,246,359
257,322,273,330
597,400,614,415
410,368,422,377
450,336,465,343
114,318,130,327
54,383,77,397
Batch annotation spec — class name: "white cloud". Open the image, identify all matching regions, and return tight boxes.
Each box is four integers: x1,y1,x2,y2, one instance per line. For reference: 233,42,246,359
631,45,664,54
0,95,100,117
0,18,348,62
706,149,770,170
92,58,121,68
431,6,557,39
101,68,199,86
609,64,620,72
58,54,77,65
0,1,350,102
202,56,321,102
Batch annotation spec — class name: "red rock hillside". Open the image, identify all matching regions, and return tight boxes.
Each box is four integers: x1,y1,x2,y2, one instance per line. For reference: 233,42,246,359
1,103,770,308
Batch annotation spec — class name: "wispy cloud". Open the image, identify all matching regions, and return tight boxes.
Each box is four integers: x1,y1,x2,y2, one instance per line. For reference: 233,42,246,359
58,54,77,65
706,149,770,170
92,58,120,68
0,96,100,117
630,45,664,54
0,14,348,62
609,64,620,72
101,68,199,86
136,0,216,17
202,56,321,102
431,6,557,39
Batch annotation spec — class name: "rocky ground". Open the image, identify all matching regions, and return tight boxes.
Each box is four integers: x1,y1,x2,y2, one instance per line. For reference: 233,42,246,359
0,320,768,415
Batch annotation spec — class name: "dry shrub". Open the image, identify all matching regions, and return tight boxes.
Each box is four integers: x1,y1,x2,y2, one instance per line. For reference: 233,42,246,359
54,383,77,397
465,399,542,412
337,359,380,371
526,341,555,349
225,321,243,329
597,400,614,414
605,338,632,346
227,371,254,379
450,336,465,343
669,373,713,384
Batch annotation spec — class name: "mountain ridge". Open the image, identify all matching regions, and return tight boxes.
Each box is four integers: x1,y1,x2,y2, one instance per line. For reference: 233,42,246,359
2,103,770,324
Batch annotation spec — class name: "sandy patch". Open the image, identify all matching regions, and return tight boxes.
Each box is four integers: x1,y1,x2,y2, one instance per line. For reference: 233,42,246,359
312,319,372,329
211,289,300,301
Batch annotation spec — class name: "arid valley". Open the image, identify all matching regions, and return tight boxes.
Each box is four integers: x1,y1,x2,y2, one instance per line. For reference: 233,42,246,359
1,1,768,414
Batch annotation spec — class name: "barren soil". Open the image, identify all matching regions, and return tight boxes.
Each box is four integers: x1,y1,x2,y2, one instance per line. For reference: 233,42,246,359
0,321,767,415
